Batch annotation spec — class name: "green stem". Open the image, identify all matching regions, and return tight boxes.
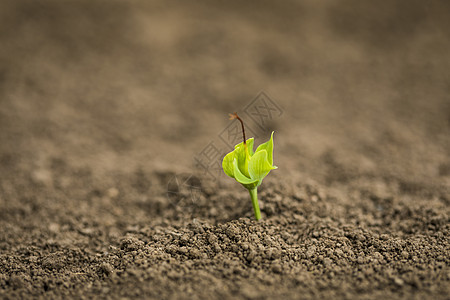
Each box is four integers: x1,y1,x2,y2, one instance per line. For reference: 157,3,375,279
249,188,261,221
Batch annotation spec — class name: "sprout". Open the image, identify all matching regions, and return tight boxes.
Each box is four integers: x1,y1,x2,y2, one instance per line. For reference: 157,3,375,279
222,113,277,220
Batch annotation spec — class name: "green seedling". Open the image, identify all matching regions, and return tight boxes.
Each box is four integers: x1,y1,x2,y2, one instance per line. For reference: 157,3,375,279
222,113,277,220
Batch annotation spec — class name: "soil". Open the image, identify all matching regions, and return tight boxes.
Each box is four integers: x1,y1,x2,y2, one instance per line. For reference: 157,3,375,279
1,1,449,299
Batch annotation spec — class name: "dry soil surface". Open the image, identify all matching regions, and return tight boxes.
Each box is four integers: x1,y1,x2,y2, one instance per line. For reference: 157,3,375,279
1,1,449,299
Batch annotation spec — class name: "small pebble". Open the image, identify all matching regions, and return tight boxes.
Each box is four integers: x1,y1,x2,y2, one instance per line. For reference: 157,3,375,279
272,263,282,274
323,258,332,267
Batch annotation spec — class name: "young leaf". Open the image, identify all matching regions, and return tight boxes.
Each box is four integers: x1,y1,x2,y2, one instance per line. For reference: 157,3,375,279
246,137,255,156
233,137,254,178
233,144,249,178
255,131,275,166
248,149,276,184
233,158,259,189
222,151,235,178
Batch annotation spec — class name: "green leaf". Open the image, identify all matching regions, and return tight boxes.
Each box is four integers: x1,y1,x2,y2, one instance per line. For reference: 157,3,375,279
233,138,254,178
222,151,235,178
221,131,276,193
234,137,254,156
233,144,248,177
233,158,258,189
248,149,276,184
247,138,255,156
255,131,275,166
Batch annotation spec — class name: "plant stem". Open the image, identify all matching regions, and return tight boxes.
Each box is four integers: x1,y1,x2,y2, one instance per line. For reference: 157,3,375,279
249,188,261,221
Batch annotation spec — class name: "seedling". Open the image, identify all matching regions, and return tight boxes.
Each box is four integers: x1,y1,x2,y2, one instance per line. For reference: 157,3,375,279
222,113,277,220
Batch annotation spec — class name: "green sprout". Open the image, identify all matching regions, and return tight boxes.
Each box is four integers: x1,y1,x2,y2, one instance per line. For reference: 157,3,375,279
222,113,277,220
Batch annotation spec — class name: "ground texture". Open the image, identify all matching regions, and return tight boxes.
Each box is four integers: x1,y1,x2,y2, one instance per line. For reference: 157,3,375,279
0,1,449,299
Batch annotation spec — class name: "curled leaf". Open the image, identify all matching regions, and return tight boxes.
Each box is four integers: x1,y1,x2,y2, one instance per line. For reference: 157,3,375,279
255,131,274,165
233,158,259,189
222,151,235,178
248,149,277,185
222,132,277,190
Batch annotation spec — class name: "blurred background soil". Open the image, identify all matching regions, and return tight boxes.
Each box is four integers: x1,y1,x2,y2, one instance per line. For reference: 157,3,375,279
0,0,449,299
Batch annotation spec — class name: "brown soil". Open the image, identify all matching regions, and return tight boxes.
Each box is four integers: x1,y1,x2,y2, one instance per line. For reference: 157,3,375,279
1,1,449,299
